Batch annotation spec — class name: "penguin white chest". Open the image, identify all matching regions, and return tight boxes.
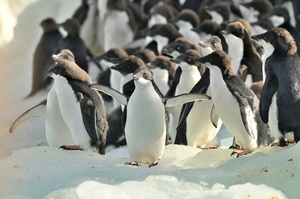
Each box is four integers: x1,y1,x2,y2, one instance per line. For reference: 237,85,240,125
46,75,93,151
125,84,166,163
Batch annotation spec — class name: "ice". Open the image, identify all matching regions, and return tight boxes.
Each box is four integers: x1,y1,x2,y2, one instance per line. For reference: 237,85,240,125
0,1,298,199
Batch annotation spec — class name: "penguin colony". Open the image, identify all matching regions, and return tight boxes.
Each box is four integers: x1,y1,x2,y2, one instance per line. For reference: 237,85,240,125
9,0,300,166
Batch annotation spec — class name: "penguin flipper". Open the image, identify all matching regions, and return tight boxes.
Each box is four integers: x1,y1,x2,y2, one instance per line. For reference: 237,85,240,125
164,93,211,108
210,105,220,128
165,67,182,97
90,84,129,105
259,74,278,123
9,99,47,133
233,92,257,139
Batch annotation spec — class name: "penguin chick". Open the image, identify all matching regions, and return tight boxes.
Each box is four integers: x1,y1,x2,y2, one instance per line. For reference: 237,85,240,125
252,27,300,146
196,50,273,156
162,37,199,58
48,49,108,154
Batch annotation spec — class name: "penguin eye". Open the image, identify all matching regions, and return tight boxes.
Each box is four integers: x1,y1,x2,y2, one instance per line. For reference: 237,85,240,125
143,73,149,79
176,46,181,51
209,58,214,63
211,42,217,48
263,36,268,41
187,58,192,62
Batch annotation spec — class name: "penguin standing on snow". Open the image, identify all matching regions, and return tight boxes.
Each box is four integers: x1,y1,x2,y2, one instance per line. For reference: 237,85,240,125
195,50,273,156
26,18,63,98
252,27,300,145
91,66,210,167
10,49,109,154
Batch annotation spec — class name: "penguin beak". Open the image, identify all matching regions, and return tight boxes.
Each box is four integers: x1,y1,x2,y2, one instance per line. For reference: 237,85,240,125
251,35,260,41
198,41,208,47
220,30,229,35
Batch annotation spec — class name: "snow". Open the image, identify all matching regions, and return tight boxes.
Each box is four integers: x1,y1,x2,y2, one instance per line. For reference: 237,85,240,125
0,1,298,199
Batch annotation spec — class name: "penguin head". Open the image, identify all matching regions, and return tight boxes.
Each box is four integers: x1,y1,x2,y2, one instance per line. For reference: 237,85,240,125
171,9,200,29
196,50,235,78
251,27,297,57
198,36,223,57
40,18,59,32
133,66,153,86
61,18,80,36
171,49,201,70
221,21,248,40
133,49,156,64
148,55,176,78
111,55,146,74
239,0,273,22
205,2,230,24
49,50,92,84
268,6,290,27
162,37,198,58
193,20,221,42
94,48,128,69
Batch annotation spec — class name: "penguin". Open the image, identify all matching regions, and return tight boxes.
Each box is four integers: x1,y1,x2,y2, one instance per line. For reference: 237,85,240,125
72,0,100,55
239,0,273,23
223,20,264,87
57,18,91,73
101,0,143,51
170,9,200,43
162,37,199,59
26,18,63,98
268,6,300,55
90,66,211,166
133,48,156,64
172,51,222,148
147,55,176,96
143,23,182,55
192,19,228,53
251,18,274,36
167,49,203,144
195,50,273,156
94,48,129,111
251,27,300,146
205,2,230,25
10,49,109,154
198,35,223,56
147,3,179,28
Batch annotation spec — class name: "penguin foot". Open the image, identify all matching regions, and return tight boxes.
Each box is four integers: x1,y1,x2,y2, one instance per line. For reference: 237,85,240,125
125,161,140,167
59,145,83,151
230,149,251,158
271,138,290,147
149,161,159,168
200,144,220,150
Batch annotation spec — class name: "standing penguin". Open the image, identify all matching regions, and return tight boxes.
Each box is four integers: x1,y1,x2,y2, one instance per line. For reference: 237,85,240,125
57,18,91,73
91,66,210,166
252,27,300,145
26,18,63,98
195,50,273,156
10,50,109,154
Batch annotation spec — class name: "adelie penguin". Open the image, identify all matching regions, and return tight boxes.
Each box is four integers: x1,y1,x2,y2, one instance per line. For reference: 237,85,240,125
195,50,273,156
26,18,63,98
10,49,108,154
90,66,211,167
252,27,300,146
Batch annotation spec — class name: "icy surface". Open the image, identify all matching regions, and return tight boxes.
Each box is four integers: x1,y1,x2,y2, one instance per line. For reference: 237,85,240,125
0,1,298,199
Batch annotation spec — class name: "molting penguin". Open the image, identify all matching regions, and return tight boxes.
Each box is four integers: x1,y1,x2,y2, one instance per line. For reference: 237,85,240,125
57,18,91,73
196,50,273,156
26,18,63,98
252,27,300,146
205,2,230,25
10,49,108,154
239,0,273,23
198,35,223,56
90,66,211,166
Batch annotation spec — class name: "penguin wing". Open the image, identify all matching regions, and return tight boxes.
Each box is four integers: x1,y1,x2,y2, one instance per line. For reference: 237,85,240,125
165,67,182,97
90,84,129,105
210,105,219,128
176,68,210,130
164,93,211,108
259,74,278,123
9,99,47,133
225,77,259,139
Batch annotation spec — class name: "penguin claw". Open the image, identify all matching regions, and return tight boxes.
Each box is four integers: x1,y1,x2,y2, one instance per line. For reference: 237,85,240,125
149,161,159,168
200,144,220,150
125,161,140,167
59,145,83,151
230,149,251,158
